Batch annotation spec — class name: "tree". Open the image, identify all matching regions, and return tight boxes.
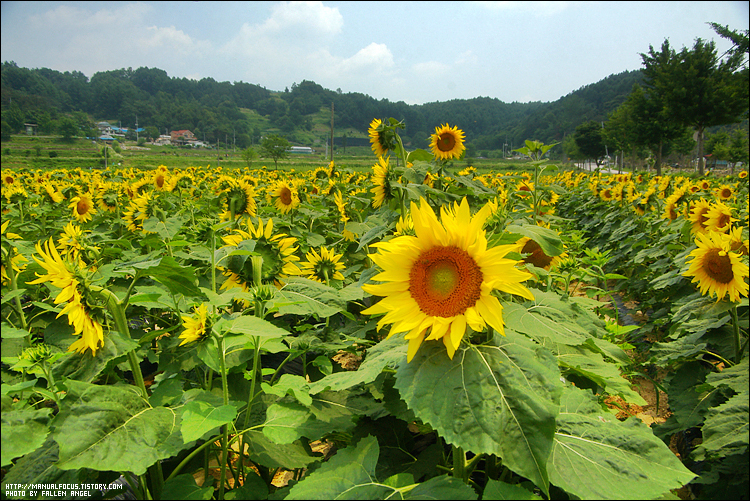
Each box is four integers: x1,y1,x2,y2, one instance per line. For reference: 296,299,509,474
58,116,78,141
574,121,607,167
641,37,748,175
145,126,160,141
260,134,290,170
241,147,258,168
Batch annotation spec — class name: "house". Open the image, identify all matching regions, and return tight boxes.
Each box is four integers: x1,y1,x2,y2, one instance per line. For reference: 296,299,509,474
96,122,113,135
154,135,172,146
24,123,38,135
170,130,196,145
288,146,314,154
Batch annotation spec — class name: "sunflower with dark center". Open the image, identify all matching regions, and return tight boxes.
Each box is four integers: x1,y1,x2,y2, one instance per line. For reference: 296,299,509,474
68,193,97,223
705,201,737,233
268,180,300,215
362,197,534,362
715,184,734,200
683,231,749,303
429,123,466,161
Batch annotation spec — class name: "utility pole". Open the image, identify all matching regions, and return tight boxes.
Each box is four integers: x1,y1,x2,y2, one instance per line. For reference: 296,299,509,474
329,102,334,163
135,115,139,142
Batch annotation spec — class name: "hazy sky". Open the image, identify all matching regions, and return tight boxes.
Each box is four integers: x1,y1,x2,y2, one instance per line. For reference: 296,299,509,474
1,1,748,105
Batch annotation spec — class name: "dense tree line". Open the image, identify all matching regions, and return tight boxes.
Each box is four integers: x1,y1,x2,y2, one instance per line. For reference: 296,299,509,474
0,61,654,151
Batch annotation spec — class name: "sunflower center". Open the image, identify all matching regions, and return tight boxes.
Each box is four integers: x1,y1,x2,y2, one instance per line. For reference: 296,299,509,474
521,239,553,269
156,175,165,188
717,213,730,229
704,249,734,284
409,246,483,318
279,186,292,205
77,199,90,215
721,188,732,198
437,132,456,153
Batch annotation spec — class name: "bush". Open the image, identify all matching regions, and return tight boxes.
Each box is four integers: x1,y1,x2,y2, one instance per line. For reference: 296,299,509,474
48,151,58,158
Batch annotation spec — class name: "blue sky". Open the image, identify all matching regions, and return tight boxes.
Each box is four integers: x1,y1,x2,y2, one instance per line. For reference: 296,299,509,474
1,1,747,105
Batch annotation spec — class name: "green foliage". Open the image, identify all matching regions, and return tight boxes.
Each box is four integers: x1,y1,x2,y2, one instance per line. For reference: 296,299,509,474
260,134,290,169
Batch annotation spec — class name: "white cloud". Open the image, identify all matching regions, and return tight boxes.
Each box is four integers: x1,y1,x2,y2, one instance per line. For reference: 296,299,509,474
412,61,451,77
469,1,577,16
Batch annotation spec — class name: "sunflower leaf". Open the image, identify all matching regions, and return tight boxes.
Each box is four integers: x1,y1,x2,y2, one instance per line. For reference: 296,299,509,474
506,224,564,257
548,385,696,499
395,329,562,497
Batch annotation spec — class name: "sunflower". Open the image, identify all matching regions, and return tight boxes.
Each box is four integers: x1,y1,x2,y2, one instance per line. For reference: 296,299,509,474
221,179,257,221
3,183,28,204
683,231,749,303
334,190,349,223
96,182,121,213
370,156,394,209
689,198,712,235
268,180,300,215
122,191,154,233
42,182,65,204
219,218,301,299
300,246,346,284
599,187,614,202
27,239,104,355
1,220,27,286
68,193,97,223
362,197,534,362
738,170,748,179
714,184,734,200
724,226,749,256
153,169,171,192
705,201,737,234
368,118,389,158
179,303,210,346
517,236,566,271
429,123,466,161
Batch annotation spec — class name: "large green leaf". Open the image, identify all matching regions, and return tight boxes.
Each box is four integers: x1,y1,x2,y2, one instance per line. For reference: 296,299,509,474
1,408,52,466
705,357,748,394
405,475,478,499
696,390,749,457
548,385,696,499
268,278,345,318
241,430,318,469
0,436,86,491
262,399,355,445
160,474,214,500
506,224,564,257
285,435,389,499
394,329,562,497
482,479,542,500
51,330,139,383
141,256,200,297
51,380,181,475
143,214,186,241
180,401,237,443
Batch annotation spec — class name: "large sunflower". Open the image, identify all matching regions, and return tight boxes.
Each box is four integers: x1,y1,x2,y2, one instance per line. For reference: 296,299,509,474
68,193,97,223
368,118,389,158
704,201,736,233
429,123,466,161
689,198,712,235
300,246,346,284
683,231,749,302
221,179,257,221
362,197,534,362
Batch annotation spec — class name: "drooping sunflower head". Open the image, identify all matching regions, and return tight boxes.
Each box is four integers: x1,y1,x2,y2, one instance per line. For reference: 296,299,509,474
429,123,466,161
683,231,749,303
333,190,349,223
96,182,121,213
179,303,210,346
300,246,346,284
368,118,390,158
122,191,155,233
68,193,98,223
517,236,565,271
362,197,534,362
42,182,65,204
370,156,394,209
57,222,100,262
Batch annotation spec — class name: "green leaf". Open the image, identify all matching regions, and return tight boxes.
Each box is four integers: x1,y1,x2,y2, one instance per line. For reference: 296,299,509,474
1,408,52,466
1,288,26,305
180,401,237,443
224,315,290,339
394,330,562,497
261,374,312,406
503,301,589,347
548,385,696,499
51,380,181,475
143,214,186,241
0,323,29,339
706,357,748,394
51,330,139,383
269,278,345,318
506,224,564,257
0,436,84,490
285,435,390,499
406,148,433,163
405,475,478,499
262,398,355,445
142,256,200,297
241,430,318,469
307,331,407,394
357,223,390,251
161,474,214,500
482,479,542,500
696,390,749,457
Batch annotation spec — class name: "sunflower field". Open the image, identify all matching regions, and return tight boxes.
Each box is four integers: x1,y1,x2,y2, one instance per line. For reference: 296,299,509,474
1,119,748,500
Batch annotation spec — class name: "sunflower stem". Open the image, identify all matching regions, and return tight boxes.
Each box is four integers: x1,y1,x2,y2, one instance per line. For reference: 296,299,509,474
218,335,231,500
731,304,743,364
451,444,468,483
7,259,29,332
